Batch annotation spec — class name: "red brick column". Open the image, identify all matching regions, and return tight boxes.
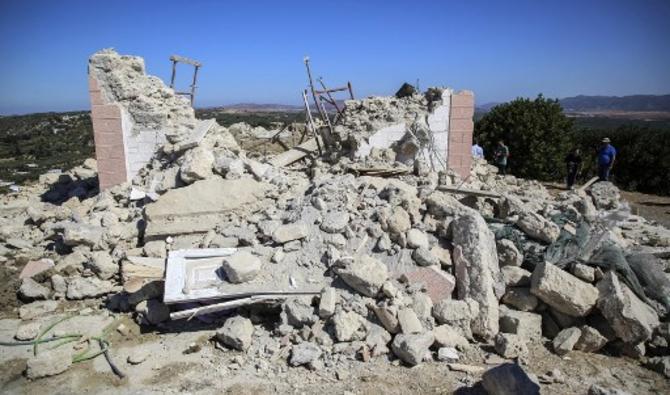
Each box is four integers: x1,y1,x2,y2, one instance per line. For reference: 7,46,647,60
447,91,475,179
89,76,128,189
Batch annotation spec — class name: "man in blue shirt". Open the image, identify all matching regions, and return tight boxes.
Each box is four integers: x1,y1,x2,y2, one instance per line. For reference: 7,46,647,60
597,137,617,181
471,139,484,159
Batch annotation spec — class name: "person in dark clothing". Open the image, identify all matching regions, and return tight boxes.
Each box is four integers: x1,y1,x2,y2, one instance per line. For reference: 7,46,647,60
565,148,582,189
493,140,509,175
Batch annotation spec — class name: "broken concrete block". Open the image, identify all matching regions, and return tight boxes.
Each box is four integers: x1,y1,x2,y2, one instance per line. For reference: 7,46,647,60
19,300,58,320
19,278,50,301
575,325,608,352
62,224,104,248
596,271,659,344
412,247,439,266
216,316,254,351
25,346,73,379
494,333,528,359
386,207,411,236
66,277,113,300
452,210,501,340
284,298,317,328
371,304,400,334
433,299,479,338
481,363,540,395
501,266,531,287
179,146,214,184
397,308,423,334
290,342,322,366
501,287,538,312
338,255,388,297
332,310,366,342
15,321,42,341
572,263,595,283
89,251,118,280
318,287,337,319
496,239,523,267
552,327,581,356
530,261,598,317
433,325,469,349
406,229,429,249
411,293,433,319
430,245,452,267
516,211,560,244
391,332,434,366
320,211,349,234
499,306,542,341
272,224,309,244
221,251,261,283
589,181,620,210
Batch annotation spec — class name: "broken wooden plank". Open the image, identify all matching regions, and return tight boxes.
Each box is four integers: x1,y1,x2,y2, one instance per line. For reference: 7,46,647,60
578,176,600,193
170,291,319,320
268,138,319,167
436,186,502,199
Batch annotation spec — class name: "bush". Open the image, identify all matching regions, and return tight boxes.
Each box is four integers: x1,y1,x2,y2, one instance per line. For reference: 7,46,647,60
474,95,573,181
571,126,670,195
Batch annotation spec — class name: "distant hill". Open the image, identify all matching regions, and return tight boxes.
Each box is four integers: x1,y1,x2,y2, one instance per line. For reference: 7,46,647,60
559,95,670,112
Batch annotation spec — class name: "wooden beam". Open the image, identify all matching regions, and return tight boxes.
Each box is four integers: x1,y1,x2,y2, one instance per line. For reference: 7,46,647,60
435,186,502,199
170,54,202,67
268,138,319,167
577,176,599,193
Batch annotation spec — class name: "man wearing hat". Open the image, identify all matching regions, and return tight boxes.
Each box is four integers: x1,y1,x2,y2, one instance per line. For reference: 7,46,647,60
597,137,617,181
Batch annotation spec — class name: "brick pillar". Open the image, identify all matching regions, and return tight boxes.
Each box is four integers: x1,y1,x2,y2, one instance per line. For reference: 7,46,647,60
447,91,475,179
89,76,128,189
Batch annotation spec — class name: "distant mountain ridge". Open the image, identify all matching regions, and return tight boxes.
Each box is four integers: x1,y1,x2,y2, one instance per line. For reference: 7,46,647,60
559,95,670,112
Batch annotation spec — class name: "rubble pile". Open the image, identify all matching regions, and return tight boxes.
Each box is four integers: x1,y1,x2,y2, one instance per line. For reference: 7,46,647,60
1,51,670,390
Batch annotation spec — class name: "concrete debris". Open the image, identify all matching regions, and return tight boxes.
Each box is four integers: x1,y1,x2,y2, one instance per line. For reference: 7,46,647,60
516,211,560,244
216,316,254,351
499,306,542,341
589,181,621,210
0,49,667,391
290,342,322,367
338,255,388,297
391,332,434,366
530,261,598,317
596,271,660,344
575,325,608,352
25,346,74,379
452,211,501,340
553,327,582,355
496,239,523,267
494,333,528,359
221,251,262,283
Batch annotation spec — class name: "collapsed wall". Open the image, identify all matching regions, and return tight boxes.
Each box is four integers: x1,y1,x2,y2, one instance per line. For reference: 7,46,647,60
336,89,474,178
88,49,204,189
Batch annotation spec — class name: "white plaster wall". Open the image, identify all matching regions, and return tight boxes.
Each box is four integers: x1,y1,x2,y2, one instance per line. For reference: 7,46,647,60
121,107,167,182
354,89,452,171
355,123,406,158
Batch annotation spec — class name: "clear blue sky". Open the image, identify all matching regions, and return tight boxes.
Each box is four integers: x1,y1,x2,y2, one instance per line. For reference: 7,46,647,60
1,0,669,114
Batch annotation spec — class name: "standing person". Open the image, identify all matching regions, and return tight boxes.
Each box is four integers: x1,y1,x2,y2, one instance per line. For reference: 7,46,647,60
493,139,509,175
471,139,484,159
597,137,616,181
565,148,582,189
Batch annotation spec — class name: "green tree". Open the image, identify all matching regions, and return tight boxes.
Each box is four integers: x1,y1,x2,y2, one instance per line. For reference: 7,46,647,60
475,95,574,181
